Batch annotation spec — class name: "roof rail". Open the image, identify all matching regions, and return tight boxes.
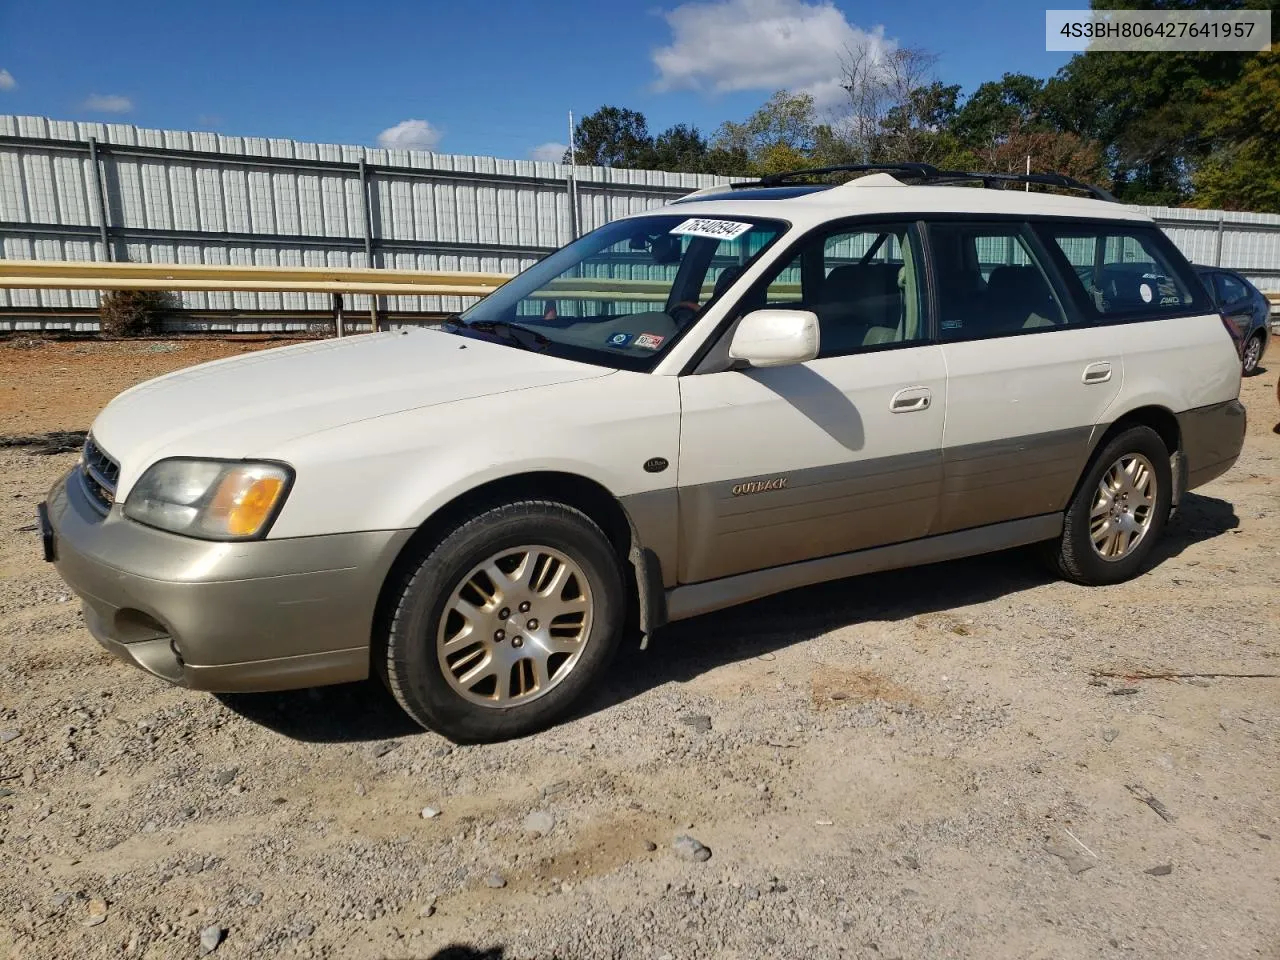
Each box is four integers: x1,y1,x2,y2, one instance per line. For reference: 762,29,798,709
747,163,942,188
928,170,1118,203
735,162,1116,202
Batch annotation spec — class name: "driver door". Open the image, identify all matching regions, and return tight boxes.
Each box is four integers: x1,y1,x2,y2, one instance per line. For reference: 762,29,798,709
675,221,946,584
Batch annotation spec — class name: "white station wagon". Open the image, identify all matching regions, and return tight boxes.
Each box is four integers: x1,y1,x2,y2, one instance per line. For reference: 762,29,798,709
41,164,1246,742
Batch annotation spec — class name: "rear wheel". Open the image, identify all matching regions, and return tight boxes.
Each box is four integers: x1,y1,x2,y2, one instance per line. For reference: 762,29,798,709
1048,425,1172,586
381,501,626,743
1242,333,1263,376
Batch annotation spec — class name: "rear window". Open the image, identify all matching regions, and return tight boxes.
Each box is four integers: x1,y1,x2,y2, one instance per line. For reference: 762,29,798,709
1038,225,1210,320
1214,271,1251,307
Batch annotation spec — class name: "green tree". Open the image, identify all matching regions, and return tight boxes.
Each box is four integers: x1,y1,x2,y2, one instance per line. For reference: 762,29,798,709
1192,52,1280,211
1037,0,1269,203
701,145,757,178
711,90,817,175
878,81,963,162
951,74,1047,150
649,124,709,172
567,106,654,167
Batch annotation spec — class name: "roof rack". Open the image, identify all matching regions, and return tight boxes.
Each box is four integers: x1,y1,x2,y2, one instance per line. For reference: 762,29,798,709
928,170,1118,203
748,163,942,187
737,163,1116,203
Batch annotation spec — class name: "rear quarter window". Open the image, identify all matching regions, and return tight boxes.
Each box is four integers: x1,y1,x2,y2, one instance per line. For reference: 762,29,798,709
1037,224,1212,321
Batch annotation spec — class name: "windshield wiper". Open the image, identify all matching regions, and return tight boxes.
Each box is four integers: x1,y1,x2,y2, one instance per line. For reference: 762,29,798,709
447,317,551,352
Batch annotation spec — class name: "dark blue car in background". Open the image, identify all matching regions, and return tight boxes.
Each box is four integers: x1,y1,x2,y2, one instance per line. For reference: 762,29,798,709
1195,265,1272,376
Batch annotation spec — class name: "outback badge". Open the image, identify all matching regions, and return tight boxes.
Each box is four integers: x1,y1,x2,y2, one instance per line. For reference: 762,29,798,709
731,477,787,496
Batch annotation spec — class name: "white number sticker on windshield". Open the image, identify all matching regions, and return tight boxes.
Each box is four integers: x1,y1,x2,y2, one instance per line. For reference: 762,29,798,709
670,218,753,241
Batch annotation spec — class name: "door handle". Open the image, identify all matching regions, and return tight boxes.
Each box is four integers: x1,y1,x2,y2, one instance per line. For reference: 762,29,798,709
890,387,932,412
1082,362,1112,384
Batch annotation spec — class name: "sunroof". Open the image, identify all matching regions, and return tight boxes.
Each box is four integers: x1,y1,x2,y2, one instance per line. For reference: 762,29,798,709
673,184,833,203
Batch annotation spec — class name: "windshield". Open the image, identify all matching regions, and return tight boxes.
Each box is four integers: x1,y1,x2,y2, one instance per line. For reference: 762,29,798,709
450,214,787,370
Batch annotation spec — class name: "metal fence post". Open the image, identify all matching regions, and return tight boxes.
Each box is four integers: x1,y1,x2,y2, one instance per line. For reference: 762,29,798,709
1214,215,1225,267
86,137,113,262
332,291,345,338
358,158,378,333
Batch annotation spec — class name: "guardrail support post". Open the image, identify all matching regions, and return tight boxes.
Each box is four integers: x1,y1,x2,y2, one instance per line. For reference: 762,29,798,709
332,292,345,338
86,137,113,262
359,158,378,334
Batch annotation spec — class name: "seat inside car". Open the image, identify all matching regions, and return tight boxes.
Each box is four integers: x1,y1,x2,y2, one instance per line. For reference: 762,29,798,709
813,263,903,355
984,265,1062,333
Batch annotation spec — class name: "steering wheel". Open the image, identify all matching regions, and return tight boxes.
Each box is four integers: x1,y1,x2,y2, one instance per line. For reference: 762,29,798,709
668,300,701,326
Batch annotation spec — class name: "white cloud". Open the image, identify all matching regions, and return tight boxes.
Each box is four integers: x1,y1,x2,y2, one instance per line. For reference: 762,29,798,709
529,142,568,163
0,69,16,92
376,118,442,151
652,0,893,106
82,93,134,114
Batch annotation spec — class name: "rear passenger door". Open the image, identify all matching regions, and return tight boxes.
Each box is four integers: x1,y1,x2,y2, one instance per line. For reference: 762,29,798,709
927,220,1121,534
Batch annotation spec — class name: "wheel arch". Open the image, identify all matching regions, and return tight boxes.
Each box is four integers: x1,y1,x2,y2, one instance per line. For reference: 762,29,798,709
1094,405,1181,457
1081,404,1183,507
370,470,664,674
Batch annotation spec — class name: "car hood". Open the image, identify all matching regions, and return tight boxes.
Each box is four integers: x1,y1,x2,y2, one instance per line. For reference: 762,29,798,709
91,328,613,489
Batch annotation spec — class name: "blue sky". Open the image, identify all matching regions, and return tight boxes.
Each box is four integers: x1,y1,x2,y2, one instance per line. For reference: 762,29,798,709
0,0,1073,161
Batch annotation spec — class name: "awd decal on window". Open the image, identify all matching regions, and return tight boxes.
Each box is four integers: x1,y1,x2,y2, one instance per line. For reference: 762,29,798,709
731,477,787,496
671,218,753,241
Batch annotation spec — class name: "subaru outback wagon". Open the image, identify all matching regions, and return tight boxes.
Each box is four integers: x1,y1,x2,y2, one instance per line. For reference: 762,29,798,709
40,163,1246,742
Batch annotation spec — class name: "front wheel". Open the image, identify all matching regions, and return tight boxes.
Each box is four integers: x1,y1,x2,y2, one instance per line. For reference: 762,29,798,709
1047,425,1172,586
380,501,626,743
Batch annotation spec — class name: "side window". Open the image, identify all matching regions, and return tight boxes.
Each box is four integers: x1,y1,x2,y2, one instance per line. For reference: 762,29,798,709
755,222,927,358
927,222,1069,340
1040,225,1206,320
762,255,804,307
1214,272,1249,307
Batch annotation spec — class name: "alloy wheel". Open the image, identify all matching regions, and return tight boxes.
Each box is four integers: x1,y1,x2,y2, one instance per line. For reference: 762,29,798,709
1089,453,1157,561
436,545,593,706
1243,336,1262,374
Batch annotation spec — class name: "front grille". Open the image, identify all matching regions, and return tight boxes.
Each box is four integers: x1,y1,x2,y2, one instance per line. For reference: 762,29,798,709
79,435,120,516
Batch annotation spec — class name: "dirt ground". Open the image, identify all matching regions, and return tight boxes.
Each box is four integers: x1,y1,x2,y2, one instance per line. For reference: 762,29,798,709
0,337,310,435
1,338,1278,960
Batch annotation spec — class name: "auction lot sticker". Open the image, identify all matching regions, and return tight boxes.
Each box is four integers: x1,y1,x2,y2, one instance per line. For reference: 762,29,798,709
671,218,753,241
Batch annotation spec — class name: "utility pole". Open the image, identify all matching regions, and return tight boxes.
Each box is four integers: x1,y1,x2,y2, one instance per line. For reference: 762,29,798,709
567,111,580,240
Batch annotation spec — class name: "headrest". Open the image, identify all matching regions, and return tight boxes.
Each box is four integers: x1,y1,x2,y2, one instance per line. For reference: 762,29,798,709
822,263,900,301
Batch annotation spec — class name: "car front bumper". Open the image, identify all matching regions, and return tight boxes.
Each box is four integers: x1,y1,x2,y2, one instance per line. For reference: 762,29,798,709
42,467,411,692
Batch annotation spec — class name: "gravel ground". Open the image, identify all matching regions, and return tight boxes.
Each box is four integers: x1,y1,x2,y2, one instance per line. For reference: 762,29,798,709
1,341,1278,960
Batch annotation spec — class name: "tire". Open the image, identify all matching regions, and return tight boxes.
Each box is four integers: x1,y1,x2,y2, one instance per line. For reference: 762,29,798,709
1242,333,1263,376
1048,425,1173,586
381,500,626,743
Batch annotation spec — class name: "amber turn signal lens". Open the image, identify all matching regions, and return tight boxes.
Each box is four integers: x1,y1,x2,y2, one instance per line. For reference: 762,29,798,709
207,471,286,537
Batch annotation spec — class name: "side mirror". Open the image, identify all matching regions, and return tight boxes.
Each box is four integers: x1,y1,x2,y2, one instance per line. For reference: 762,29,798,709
728,309,820,368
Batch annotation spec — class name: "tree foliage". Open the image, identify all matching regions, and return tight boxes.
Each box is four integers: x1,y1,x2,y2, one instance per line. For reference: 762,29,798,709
1192,52,1280,211
711,91,817,175
567,106,653,168
564,0,1280,210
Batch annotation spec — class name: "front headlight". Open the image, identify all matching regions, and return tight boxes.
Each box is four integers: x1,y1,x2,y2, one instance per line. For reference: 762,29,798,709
123,459,293,540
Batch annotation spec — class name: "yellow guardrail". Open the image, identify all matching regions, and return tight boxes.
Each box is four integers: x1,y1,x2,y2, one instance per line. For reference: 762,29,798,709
0,259,805,303
5,259,1268,319
0,260,514,296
